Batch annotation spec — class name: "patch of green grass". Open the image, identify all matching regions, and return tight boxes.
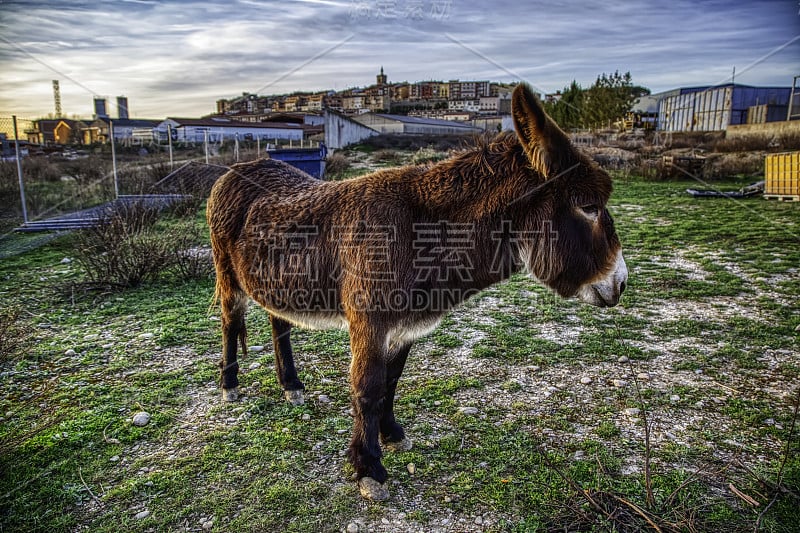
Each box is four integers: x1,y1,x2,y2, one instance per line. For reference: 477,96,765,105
1,174,799,531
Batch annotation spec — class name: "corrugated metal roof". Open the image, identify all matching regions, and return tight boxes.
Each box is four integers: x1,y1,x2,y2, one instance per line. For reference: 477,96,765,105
374,114,477,129
166,117,303,129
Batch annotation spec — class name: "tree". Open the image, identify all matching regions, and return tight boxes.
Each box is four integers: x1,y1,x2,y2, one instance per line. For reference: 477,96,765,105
543,80,585,130
583,71,638,129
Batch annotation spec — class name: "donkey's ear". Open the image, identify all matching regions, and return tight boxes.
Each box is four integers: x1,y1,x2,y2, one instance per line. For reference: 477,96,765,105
512,83,572,177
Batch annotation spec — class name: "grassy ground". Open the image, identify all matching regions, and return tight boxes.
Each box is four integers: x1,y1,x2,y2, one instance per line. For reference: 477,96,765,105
0,171,798,532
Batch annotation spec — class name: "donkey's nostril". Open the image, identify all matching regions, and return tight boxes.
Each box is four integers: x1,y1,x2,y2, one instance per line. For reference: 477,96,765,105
619,281,627,295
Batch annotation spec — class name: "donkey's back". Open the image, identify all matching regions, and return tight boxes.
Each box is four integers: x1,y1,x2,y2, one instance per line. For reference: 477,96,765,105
207,158,325,242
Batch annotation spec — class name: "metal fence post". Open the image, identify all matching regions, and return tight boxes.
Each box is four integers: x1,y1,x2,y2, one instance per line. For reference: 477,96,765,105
204,130,209,164
167,124,174,169
110,120,119,198
12,115,28,224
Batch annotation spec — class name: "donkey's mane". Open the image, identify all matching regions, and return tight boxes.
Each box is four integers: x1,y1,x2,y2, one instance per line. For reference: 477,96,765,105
439,131,530,180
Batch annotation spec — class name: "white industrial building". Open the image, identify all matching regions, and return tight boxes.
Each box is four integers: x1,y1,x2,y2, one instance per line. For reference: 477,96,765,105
351,113,481,135
155,117,305,143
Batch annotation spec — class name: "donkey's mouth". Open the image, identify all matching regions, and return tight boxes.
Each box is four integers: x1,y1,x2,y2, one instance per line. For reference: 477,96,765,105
576,251,628,308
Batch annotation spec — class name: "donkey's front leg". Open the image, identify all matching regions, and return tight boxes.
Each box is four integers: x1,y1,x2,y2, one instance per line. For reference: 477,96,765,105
380,342,412,452
347,324,390,500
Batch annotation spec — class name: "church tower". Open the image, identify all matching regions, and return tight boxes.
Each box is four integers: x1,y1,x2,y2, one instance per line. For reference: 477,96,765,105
376,66,387,86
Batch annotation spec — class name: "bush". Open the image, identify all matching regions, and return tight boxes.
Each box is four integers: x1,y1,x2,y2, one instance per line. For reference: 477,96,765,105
364,134,469,152
373,149,401,164
74,198,213,288
171,224,214,281
0,305,32,363
74,202,173,288
325,152,351,177
410,147,447,165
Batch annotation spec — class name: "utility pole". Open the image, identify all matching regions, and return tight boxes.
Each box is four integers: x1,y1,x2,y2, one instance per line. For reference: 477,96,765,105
12,116,28,224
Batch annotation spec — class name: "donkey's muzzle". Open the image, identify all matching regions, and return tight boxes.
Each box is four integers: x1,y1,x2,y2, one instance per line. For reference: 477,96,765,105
577,250,628,307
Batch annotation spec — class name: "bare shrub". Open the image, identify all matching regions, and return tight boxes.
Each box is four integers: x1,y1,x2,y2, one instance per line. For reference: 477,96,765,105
364,134,468,152
117,158,174,195
0,305,33,363
171,224,214,280
373,149,401,164
74,202,174,288
20,157,61,183
706,152,765,178
325,152,351,177
410,147,447,165
714,132,800,153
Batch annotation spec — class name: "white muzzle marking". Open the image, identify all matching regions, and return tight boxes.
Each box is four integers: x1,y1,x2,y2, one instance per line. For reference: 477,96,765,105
577,250,628,307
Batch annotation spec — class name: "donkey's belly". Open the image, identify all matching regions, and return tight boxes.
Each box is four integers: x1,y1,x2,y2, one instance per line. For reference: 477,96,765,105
266,309,350,331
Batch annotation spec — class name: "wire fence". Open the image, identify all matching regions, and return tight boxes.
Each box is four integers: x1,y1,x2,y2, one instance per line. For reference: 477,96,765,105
0,115,285,236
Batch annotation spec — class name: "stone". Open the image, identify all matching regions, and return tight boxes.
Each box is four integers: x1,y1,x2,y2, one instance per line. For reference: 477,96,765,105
384,438,413,452
110,455,120,462
637,372,650,381
346,523,360,533
301,413,311,421
202,520,213,530
624,407,641,417
612,379,628,388
138,332,154,339
134,510,150,520
617,355,629,363
580,377,592,384
358,477,389,500
459,406,479,415
248,362,261,370
669,395,681,403
249,345,265,353
60,257,72,264
317,394,331,404
132,411,151,427
407,463,416,475
475,516,484,525
285,390,304,405
65,349,76,356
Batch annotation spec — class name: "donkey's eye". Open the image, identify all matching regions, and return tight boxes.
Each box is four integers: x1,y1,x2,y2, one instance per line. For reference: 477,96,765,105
580,205,601,219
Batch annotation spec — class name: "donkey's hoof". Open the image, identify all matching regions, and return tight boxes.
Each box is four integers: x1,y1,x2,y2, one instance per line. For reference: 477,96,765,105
222,388,239,402
358,477,389,501
284,389,305,406
383,437,413,452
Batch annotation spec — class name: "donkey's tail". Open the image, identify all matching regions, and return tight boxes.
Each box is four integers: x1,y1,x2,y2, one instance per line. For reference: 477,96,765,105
239,323,248,359
207,247,248,358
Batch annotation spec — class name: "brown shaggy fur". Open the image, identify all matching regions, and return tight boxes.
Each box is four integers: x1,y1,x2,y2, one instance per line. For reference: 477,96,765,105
206,83,623,497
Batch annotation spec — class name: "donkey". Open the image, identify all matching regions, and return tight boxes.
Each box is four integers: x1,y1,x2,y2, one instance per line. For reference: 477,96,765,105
207,83,627,500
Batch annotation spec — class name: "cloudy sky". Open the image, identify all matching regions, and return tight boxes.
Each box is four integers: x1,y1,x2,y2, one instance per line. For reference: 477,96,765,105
1,0,798,119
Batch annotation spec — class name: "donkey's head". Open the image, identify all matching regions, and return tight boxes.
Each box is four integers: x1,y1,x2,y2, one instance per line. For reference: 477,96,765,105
511,83,627,307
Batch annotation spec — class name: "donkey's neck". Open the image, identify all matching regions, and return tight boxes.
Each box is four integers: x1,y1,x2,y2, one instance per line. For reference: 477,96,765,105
413,136,544,221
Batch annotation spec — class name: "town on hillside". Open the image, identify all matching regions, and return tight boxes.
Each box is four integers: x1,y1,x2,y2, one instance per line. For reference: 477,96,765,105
3,68,799,157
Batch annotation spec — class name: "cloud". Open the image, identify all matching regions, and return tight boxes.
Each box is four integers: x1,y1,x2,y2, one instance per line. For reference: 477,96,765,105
0,0,798,118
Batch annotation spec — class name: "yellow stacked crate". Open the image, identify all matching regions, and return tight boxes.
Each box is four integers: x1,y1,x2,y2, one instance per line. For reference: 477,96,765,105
764,152,800,201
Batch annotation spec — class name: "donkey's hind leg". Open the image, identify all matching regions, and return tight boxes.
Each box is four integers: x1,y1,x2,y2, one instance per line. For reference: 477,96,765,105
220,290,248,402
270,315,305,405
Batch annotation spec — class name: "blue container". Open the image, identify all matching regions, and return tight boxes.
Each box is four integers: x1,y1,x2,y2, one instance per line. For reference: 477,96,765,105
268,143,327,179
